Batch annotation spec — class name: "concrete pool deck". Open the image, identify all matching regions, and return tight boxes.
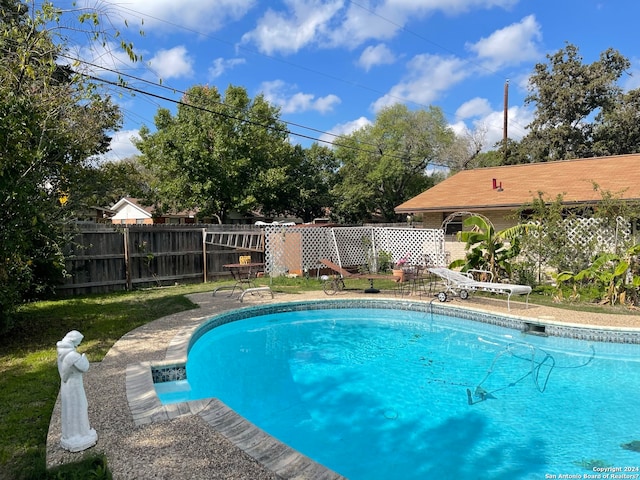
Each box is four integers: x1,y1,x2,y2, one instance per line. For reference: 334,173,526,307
45,289,640,479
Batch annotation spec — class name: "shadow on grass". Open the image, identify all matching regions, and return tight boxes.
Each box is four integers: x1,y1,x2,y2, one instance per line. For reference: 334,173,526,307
11,451,111,480
0,289,199,479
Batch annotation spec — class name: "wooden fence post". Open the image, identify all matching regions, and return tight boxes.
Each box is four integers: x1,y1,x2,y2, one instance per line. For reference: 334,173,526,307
123,228,132,290
202,228,207,283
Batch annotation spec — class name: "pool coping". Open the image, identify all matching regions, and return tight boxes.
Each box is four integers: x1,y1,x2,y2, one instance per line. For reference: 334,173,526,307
126,297,640,478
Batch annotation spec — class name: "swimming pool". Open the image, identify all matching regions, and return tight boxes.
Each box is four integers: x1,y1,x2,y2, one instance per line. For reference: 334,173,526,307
154,301,640,479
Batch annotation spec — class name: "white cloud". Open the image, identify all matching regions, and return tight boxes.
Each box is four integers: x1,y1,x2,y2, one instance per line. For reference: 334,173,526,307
208,57,246,79
327,3,400,49
485,106,533,147
261,80,341,114
319,116,372,145
78,0,256,34
467,15,542,69
455,97,493,120
358,43,396,71
386,0,518,15
93,129,141,162
458,105,533,151
448,120,470,137
241,0,343,55
328,0,519,50
241,0,521,55
515,72,532,94
147,46,194,80
312,94,342,113
372,54,469,112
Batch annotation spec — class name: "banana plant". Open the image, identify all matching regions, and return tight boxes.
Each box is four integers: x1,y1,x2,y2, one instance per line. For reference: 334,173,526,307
555,243,640,305
450,215,538,281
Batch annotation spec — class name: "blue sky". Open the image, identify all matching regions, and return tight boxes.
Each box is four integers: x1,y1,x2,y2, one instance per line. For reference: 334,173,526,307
58,0,640,162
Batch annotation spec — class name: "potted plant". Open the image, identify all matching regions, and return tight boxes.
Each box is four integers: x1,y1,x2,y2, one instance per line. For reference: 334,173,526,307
392,253,411,282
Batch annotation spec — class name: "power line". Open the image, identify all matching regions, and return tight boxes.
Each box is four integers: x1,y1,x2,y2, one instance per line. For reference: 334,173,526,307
346,0,500,77
58,0,533,163
104,3,425,109
89,0,525,133
81,69,453,167
64,54,352,142
66,53,456,166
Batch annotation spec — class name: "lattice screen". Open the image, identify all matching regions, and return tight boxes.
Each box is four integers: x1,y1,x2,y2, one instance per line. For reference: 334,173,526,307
563,217,631,249
264,225,334,277
331,227,375,267
264,218,632,277
264,225,446,276
374,227,446,266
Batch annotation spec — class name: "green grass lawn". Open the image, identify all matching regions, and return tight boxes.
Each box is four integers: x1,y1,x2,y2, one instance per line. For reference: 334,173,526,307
0,276,633,479
0,284,216,479
0,276,327,479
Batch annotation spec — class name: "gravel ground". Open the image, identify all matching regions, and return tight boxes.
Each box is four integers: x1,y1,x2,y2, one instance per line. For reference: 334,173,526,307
45,288,640,479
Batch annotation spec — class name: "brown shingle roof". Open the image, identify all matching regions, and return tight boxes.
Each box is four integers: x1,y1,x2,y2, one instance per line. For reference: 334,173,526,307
395,154,640,213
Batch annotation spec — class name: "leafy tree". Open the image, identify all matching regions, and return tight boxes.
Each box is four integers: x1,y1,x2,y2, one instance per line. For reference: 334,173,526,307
495,138,536,165
441,124,488,171
521,43,633,161
332,104,454,223
592,88,640,156
135,85,297,222
283,143,338,223
0,0,124,326
72,157,155,210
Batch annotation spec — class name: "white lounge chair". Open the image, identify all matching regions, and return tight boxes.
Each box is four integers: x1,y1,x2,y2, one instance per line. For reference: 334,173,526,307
428,267,531,310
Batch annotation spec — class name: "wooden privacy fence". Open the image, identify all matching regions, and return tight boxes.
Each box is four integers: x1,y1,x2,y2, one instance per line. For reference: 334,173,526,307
59,225,264,296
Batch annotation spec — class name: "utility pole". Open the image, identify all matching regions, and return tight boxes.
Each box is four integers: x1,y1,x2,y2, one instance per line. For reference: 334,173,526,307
503,79,509,164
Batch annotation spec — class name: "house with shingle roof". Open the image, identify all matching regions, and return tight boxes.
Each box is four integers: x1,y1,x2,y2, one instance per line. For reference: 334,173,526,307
395,154,640,236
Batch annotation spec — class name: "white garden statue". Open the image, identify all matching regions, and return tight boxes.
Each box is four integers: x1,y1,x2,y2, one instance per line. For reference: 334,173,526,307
56,330,98,452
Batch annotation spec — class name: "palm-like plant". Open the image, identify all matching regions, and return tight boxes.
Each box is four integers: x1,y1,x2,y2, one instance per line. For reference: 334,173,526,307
556,243,640,305
450,215,537,282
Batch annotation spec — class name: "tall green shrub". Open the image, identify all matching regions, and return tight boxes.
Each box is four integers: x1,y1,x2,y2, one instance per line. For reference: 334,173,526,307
0,1,132,329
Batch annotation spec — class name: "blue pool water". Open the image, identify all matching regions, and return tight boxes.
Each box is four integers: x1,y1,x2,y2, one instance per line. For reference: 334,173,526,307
156,308,640,479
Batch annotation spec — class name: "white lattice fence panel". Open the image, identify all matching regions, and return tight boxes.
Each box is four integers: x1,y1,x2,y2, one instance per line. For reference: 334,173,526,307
264,225,289,276
300,228,335,271
265,225,450,276
375,228,445,266
265,217,632,277
617,216,632,242
564,217,630,250
565,218,601,248
331,227,374,267
264,226,336,276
